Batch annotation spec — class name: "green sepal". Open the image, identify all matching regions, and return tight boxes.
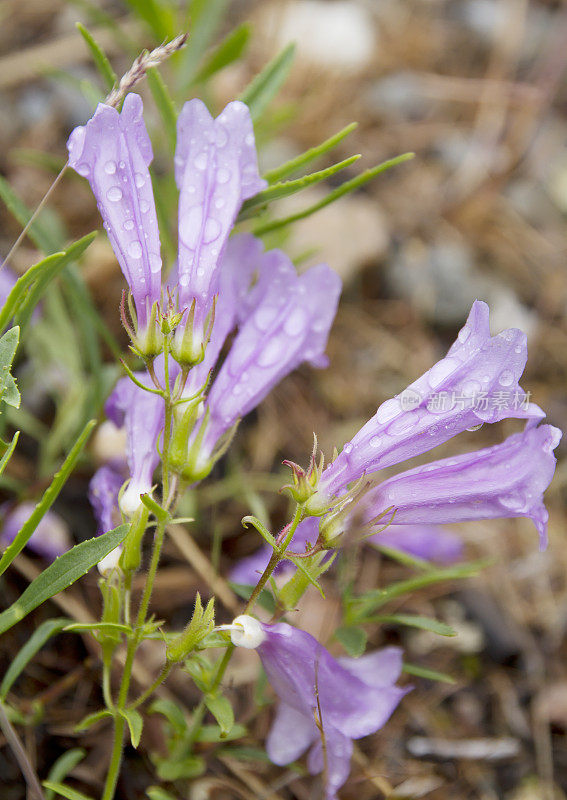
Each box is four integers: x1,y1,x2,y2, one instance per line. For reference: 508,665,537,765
120,504,150,574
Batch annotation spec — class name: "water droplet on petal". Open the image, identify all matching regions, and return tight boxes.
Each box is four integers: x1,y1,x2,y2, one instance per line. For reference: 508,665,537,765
215,127,228,147
149,253,161,273
203,218,221,244
217,168,230,184
128,240,143,259
499,369,514,387
76,162,90,176
500,492,526,512
458,325,471,343
180,206,204,249
283,308,306,336
376,398,399,424
195,152,208,170
428,357,459,387
245,133,255,146
343,442,353,455
466,423,483,432
214,197,225,210
134,172,145,188
107,186,123,202
369,435,382,448
104,160,117,175
258,337,285,367
139,199,150,213
255,306,277,332
123,219,134,231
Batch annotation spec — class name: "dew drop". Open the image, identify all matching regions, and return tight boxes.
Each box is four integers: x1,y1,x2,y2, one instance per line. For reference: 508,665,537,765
215,127,228,147
195,152,208,170
428,357,459,387
245,133,255,146
107,186,123,202
258,337,285,367
214,197,225,210
104,160,117,175
500,492,526,512
196,267,205,277
203,218,221,244
217,168,230,184
180,206,204,250
128,240,143,259
343,442,353,455
123,219,134,231
134,172,145,188
149,253,162,273
76,162,90,176
139,199,150,213
499,369,514,387
255,306,277,332
369,435,382,448
283,308,306,336
466,423,483,432
376,398,399,424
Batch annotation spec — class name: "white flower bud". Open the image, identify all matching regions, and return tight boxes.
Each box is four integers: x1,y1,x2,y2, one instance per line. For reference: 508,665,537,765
230,615,266,649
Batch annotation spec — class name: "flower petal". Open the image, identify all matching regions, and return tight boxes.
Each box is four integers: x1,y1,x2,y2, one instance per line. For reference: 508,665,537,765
369,523,464,564
2,503,71,560
266,702,317,765
175,100,266,332
307,728,353,800
89,464,124,535
67,94,161,329
364,424,561,549
199,257,341,457
337,646,404,688
321,300,544,496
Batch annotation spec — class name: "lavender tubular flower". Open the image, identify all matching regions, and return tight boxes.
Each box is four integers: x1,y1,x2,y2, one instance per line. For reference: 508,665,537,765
230,616,408,799
1,503,71,561
370,523,464,564
364,424,561,550
89,464,125,535
320,300,544,498
174,100,266,353
194,257,341,470
67,94,162,342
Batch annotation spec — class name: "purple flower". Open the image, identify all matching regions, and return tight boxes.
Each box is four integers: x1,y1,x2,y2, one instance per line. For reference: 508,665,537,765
189,255,341,474
363,424,561,550
174,100,266,346
230,616,408,799
369,523,463,564
299,300,560,552
319,300,544,499
1,503,71,561
67,94,162,336
89,464,124,534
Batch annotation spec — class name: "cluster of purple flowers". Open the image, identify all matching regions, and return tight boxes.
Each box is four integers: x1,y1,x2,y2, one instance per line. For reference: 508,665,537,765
66,93,561,798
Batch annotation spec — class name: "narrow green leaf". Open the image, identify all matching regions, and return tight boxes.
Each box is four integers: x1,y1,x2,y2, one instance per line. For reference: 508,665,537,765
279,551,335,611
0,431,19,477
0,175,60,254
150,698,188,737
155,755,205,781
0,618,70,699
44,749,86,800
146,67,178,152
372,543,432,572
335,625,367,657
402,663,456,685
181,0,228,84
12,148,68,175
349,560,488,620
195,723,246,742
0,524,129,636
205,694,234,737
229,582,276,614
42,782,94,800
264,122,358,184
122,0,175,39
121,708,143,748
239,44,296,121
369,614,457,637
147,788,178,800
238,155,360,221
63,622,131,634
76,23,117,92
0,418,96,576
74,709,113,732
0,233,96,332
254,153,415,235
192,23,251,85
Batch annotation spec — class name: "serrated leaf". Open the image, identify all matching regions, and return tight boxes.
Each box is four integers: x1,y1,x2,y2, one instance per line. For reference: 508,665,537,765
369,614,457,637
0,326,19,407
121,708,143,748
0,617,71,699
0,524,129,636
74,709,113,732
205,693,234,737
44,749,86,800
42,781,94,800
0,419,96,576
264,122,358,184
335,625,367,658
237,155,360,221
76,23,117,92
254,152,415,236
192,23,251,85
239,44,296,121
0,233,96,332
402,663,456,685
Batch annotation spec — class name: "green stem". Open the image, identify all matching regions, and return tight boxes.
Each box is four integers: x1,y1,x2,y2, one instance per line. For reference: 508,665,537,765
129,662,173,710
161,345,172,504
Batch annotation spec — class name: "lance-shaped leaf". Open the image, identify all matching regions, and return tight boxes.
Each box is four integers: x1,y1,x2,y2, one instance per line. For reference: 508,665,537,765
0,617,71,699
